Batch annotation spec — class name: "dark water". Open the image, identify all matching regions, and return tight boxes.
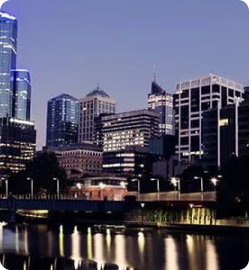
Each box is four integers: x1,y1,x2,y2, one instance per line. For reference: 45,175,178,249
0,223,248,270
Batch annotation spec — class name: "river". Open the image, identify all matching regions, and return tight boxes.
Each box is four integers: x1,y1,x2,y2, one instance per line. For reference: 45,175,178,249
0,223,247,270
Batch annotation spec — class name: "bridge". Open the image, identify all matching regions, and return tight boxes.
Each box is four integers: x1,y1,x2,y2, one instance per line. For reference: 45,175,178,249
0,191,216,211
0,191,216,223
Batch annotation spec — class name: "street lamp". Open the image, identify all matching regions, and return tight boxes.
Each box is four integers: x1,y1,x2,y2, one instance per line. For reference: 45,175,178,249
170,177,180,191
53,177,60,198
99,182,106,200
120,181,127,188
211,177,219,191
170,177,180,200
151,178,160,200
131,178,140,197
27,177,33,198
194,176,203,193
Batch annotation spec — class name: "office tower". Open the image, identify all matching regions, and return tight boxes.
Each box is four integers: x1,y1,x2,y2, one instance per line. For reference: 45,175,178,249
11,69,31,120
148,81,174,135
0,117,36,175
174,74,244,162
79,85,116,143
101,109,159,152
102,146,157,176
0,11,17,118
46,94,79,147
202,100,249,168
244,86,249,101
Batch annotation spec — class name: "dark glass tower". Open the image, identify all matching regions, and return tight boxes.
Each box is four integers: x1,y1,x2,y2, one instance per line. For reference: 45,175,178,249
0,11,17,118
148,81,174,135
46,94,79,147
11,69,31,120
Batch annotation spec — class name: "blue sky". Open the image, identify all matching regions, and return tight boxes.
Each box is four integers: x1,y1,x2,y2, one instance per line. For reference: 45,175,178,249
4,0,249,149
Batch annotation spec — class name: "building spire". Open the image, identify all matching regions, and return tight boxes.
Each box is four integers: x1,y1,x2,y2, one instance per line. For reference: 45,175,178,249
0,0,9,10
153,65,157,82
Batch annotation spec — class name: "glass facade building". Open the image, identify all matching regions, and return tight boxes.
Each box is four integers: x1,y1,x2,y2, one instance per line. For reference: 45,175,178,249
0,12,17,118
11,69,31,120
0,117,36,175
46,94,80,147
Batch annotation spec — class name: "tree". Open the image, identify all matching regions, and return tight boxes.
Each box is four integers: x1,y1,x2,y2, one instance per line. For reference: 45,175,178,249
9,151,68,195
218,154,249,203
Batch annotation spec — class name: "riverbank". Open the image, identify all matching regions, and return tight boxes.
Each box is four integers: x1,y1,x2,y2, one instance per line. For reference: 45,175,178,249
14,213,249,234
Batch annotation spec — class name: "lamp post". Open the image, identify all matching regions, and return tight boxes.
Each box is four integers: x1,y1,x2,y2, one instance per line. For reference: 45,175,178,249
194,176,203,193
131,178,140,198
170,177,180,199
53,177,60,198
211,177,219,192
194,176,203,200
151,178,160,200
99,182,106,200
27,177,33,198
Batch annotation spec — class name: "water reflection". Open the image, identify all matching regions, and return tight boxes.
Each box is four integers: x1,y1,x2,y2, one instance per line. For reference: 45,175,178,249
206,240,219,270
0,224,246,269
165,236,179,270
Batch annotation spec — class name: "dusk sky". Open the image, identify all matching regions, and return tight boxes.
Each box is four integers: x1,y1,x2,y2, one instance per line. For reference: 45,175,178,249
3,0,249,149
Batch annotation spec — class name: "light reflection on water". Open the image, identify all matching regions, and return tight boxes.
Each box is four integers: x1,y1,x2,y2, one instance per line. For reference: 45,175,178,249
0,223,247,270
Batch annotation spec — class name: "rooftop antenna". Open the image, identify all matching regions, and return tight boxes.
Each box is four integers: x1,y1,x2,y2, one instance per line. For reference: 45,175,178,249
153,65,157,82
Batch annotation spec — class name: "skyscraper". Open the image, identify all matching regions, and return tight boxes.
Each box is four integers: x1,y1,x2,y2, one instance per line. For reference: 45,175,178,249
0,10,17,118
11,69,31,120
148,81,174,135
46,94,79,147
0,4,36,177
174,74,244,163
78,85,116,143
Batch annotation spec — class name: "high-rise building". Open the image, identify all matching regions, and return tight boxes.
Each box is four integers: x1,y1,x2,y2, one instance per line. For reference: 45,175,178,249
148,81,174,135
0,11,17,118
202,100,249,168
0,6,36,177
11,69,31,121
0,117,36,175
174,74,244,162
101,109,159,152
79,85,116,143
46,94,79,147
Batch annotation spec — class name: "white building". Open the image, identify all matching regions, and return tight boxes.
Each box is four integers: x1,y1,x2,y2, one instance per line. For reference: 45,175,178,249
78,85,116,143
174,73,244,162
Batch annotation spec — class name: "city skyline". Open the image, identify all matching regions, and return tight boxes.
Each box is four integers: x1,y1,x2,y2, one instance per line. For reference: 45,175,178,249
3,0,249,149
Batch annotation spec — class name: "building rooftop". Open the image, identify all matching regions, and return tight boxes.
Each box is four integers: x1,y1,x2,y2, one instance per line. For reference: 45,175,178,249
86,85,110,98
0,12,16,20
49,93,78,102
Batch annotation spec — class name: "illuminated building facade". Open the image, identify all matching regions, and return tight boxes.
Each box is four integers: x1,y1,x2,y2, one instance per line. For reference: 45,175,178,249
101,109,159,152
174,74,244,163
69,177,128,200
0,8,36,177
47,143,102,179
102,146,158,176
79,85,116,143
0,11,17,118
11,69,31,120
0,117,36,175
46,94,79,147
148,81,174,135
